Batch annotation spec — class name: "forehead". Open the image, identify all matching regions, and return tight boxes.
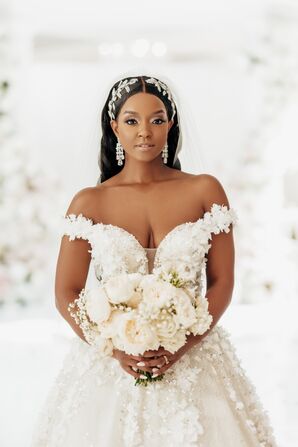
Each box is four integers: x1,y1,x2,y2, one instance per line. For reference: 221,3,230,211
119,92,166,114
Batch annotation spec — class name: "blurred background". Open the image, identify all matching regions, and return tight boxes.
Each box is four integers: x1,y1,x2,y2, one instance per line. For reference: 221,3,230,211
1,0,298,445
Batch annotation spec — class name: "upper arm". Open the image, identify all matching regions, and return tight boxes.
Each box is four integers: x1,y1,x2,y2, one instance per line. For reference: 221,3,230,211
55,188,96,303
199,174,235,289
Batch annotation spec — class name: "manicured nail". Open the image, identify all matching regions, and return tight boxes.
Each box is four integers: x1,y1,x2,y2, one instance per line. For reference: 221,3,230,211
132,367,138,372
137,361,145,367
152,373,159,378
139,374,147,379
152,368,159,373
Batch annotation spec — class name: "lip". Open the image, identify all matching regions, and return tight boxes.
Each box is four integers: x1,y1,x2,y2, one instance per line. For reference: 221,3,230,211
135,144,155,151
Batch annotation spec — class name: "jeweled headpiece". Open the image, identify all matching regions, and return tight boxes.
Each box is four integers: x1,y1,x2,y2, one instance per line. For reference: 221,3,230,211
108,78,138,120
107,77,176,120
145,77,176,120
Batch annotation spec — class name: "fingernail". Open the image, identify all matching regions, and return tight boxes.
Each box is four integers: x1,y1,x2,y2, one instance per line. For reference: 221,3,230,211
152,373,159,378
137,362,145,367
139,374,147,379
132,367,138,372
152,368,159,373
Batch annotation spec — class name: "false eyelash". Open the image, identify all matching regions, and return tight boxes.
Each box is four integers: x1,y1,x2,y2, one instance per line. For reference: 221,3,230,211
125,118,166,125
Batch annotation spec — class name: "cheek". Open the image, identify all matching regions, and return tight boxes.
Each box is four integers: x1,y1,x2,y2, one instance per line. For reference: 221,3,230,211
155,126,168,141
120,126,135,140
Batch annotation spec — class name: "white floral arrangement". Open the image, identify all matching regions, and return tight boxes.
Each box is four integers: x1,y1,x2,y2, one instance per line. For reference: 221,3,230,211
68,270,212,386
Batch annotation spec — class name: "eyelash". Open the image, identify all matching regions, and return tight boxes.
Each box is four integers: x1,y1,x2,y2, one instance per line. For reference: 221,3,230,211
124,118,166,125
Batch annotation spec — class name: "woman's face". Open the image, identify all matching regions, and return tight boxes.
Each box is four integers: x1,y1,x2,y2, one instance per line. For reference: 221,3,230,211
110,92,173,163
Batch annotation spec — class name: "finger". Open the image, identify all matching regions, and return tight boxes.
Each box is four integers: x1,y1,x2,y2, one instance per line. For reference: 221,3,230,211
144,357,169,368
125,358,153,373
154,355,176,375
128,354,145,361
155,349,173,357
141,350,160,358
153,362,172,377
122,364,141,379
132,360,154,373
141,352,166,360
142,348,173,358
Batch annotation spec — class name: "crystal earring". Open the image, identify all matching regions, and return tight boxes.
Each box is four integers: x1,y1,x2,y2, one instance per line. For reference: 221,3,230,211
116,138,125,166
161,142,168,164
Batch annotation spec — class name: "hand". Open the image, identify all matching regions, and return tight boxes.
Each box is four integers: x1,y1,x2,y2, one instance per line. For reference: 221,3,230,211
112,347,170,379
112,348,145,379
112,334,197,379
140,334,197,377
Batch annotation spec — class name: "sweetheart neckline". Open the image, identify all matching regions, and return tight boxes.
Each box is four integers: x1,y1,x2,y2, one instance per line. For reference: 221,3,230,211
64,203,236,275
77,202,227,256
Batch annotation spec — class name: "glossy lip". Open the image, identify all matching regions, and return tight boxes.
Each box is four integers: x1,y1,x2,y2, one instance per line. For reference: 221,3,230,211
135,143,155,151
135,144,155,147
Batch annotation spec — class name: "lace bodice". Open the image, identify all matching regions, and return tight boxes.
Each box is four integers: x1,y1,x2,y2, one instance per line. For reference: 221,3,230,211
61,203,238,297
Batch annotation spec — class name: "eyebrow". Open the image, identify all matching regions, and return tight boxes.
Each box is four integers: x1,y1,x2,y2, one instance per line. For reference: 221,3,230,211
123,109,166,115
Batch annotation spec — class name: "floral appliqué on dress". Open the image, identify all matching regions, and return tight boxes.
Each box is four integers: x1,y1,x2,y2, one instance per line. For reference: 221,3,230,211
31,204,277,447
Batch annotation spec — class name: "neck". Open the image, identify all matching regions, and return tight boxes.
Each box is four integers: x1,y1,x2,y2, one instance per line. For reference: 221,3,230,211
116,157,173,185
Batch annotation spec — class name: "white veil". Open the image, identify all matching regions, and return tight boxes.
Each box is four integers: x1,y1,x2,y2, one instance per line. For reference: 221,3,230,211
162,73,206,175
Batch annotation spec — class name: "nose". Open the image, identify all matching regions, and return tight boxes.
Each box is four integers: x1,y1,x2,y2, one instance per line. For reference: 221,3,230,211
138,122,152,139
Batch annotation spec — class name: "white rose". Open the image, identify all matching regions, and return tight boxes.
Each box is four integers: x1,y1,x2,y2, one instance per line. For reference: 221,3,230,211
174,289,197,328
140,276,174,309
99,309,124,339
153,311,179,339
126,290,142,308
85,286,111,324
159,330,186,354
113,311,159,355
104,273,142,304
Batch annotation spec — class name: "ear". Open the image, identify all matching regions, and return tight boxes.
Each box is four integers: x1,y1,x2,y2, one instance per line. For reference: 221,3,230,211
110,119,119,138
167,119,174,132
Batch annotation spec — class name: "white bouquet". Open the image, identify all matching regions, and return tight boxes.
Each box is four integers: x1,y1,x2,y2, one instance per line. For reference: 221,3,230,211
68,270,212,386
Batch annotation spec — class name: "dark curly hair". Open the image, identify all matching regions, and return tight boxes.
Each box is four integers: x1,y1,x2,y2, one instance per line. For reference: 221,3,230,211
97,75,182,184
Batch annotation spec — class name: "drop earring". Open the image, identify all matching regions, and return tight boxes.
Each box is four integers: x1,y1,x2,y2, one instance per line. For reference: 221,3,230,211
161,142,168,164
116,138,125,166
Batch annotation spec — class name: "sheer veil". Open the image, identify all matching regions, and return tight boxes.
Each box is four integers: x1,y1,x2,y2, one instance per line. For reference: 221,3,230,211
163,73,206,175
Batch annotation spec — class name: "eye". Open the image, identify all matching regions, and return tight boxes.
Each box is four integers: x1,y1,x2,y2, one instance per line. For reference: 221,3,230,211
124,118,166,125
125,118,137,125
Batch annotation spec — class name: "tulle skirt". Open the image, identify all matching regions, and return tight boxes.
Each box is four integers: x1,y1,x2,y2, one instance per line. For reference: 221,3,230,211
31,325,277,447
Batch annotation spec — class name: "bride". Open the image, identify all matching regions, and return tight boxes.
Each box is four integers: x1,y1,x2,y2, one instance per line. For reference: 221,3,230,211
32,75,277,446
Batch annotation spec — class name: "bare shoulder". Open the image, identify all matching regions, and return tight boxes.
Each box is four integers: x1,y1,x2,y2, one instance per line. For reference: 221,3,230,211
65,186,104,218
192,173,230,210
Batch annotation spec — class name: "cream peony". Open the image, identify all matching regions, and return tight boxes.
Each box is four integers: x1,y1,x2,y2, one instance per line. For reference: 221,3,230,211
113,311,159,355
174,289,197,328
125,290,143,308
153,311,179,339
139,275,174,309
104,273,143,304
85,286,111,324
159,329,187,354
70,272,213,374
99,309,123,339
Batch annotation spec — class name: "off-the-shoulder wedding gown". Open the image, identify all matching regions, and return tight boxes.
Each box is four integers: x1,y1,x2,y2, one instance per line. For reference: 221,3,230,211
31,204,277,446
